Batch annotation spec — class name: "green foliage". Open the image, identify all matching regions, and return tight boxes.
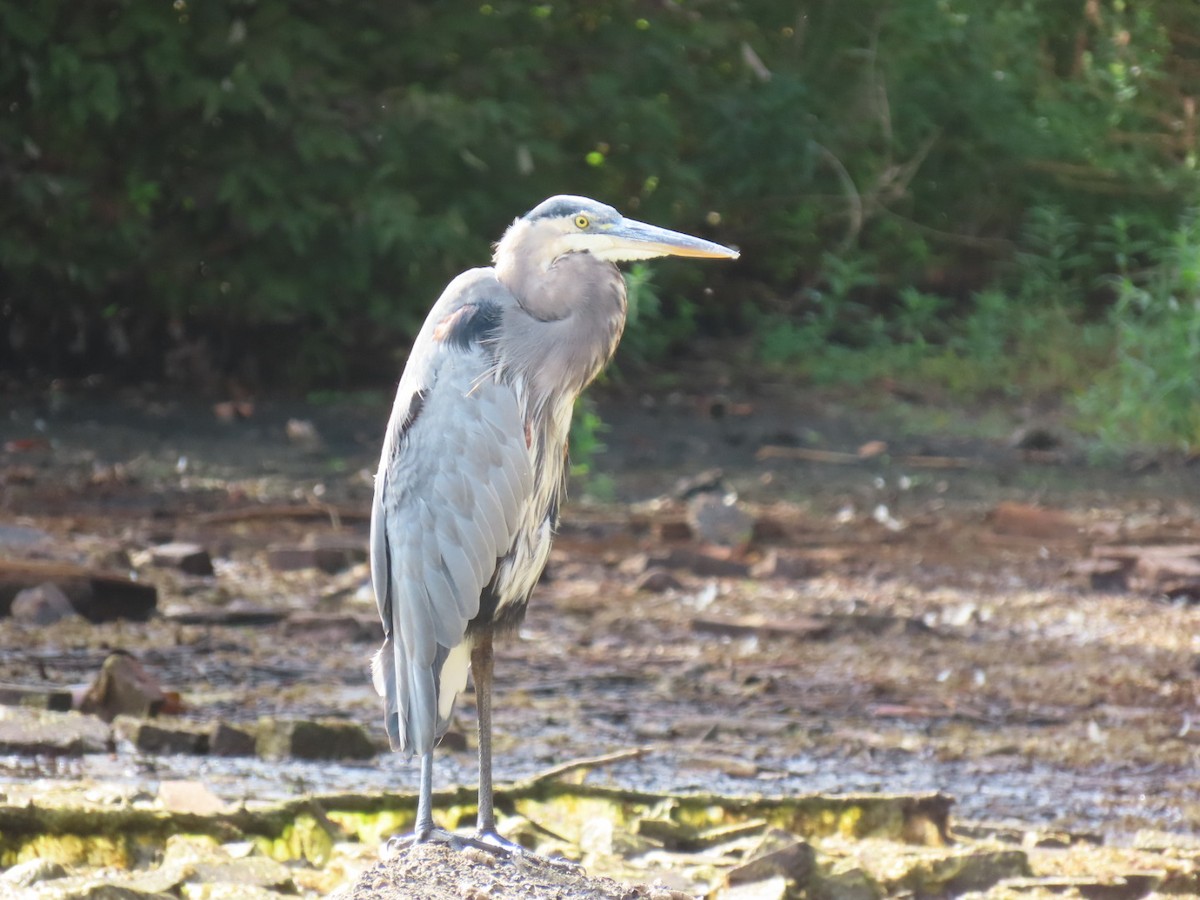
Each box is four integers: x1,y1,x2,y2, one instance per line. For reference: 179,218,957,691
568,396,607,477
1078,211,1200,451
757,204,1112,400
615,263,697,365
2,0,1200,422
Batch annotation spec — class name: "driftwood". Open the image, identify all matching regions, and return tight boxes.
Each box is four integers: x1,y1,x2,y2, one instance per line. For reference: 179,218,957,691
0,558,156,621
755,445,974,469
195,502,368,527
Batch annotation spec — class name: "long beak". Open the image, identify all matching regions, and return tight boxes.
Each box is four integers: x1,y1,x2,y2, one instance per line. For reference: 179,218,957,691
605,218,740,260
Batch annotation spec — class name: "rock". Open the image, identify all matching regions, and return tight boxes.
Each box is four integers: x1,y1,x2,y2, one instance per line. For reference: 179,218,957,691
728,829,816,887
687,492,754,546
672,467,726,500
0,706,110,754
1132,829,1200,851
267,535,366,574
837,840,1030,897
127,834,297,897
307,533,368,571
11,582,79,624
208,721,257,757
160,834,224,866
0,559,157,622
1068,558,1132,592
811,863,879,900
286,417,322,448
634,568,683,593
1,857,69,887
113,716,208,755
149,542,214,576
78,653,170,722
255,717,376,761
617,553,649,576
157,780,228,815
0,681,74,711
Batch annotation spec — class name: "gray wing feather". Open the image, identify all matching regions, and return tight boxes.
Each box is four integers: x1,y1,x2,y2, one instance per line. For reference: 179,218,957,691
370,270,533,755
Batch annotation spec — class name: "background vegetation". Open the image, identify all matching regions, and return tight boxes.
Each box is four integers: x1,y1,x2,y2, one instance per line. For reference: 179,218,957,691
2,0,1199,448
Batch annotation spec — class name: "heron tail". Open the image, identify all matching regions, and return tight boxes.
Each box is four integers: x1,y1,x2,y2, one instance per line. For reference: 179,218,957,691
370,640,405,752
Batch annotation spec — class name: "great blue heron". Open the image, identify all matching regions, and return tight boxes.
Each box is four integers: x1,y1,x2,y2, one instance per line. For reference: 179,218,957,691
370,195,738,851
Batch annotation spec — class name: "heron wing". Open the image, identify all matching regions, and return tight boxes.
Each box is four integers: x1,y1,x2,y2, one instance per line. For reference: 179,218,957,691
369,269,533,755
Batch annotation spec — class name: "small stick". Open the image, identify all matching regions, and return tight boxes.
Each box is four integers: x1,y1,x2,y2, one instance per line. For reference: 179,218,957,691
195,503,367,526
756,445,974,469
510,747,652,789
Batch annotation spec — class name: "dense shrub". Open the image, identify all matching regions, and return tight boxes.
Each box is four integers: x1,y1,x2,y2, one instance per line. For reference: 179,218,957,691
1,0,1198,399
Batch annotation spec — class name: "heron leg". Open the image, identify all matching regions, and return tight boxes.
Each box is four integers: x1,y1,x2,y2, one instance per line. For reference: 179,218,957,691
414,749,436,839
471,632,524,853
472,632,499,835
383,748,517,860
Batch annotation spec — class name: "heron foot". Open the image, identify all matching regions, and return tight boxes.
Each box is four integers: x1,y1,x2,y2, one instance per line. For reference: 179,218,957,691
382,827,518,861
474,828,528,858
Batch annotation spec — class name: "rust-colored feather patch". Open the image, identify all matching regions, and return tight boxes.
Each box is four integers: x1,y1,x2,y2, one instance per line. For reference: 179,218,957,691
432,302,503,350
432,306,471,343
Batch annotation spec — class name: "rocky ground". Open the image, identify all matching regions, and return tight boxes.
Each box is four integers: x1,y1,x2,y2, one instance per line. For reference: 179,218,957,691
0,381,1197,898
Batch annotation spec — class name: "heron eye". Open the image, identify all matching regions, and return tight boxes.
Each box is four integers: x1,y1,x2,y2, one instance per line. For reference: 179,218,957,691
574,215,589,229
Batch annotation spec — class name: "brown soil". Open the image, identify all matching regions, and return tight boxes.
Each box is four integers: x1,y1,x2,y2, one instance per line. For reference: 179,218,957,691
1,381,1198,898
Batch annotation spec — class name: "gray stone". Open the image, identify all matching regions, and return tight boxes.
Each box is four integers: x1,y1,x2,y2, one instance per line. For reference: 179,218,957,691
0,681,74,712
1,857,69,887
113,716,208,755
0,706,110,755
687,492,754,546
255,717,376,761
77,653,168,722
11,582,79,625
208,721,256,757
634,568,683,593
266,535,366,574
149,542,214,576
728,829,816,887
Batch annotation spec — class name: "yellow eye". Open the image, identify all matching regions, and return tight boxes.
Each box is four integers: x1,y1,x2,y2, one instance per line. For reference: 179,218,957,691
574,215,589,229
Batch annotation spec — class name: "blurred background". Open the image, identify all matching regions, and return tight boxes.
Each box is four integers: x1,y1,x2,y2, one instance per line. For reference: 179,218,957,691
2,0,1199,451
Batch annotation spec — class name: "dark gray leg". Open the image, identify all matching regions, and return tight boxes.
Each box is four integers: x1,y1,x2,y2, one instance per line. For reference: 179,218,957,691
414,750,436,840
471,632,499,836
471,632,523,853
382,638,517,860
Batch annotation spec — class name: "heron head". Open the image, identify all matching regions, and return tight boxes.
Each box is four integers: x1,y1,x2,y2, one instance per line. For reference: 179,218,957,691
496,195,739,271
